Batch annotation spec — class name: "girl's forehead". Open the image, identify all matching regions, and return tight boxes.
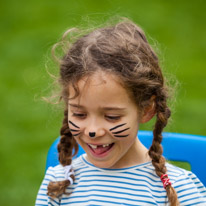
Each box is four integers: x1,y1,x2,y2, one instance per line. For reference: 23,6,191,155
86,72,119,87
68,71,137,109
69,71,122,94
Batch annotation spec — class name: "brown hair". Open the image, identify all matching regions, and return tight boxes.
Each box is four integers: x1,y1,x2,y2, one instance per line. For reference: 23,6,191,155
48,18,179,205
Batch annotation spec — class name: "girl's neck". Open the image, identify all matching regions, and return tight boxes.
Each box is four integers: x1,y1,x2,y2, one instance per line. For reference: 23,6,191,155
114,138,151,169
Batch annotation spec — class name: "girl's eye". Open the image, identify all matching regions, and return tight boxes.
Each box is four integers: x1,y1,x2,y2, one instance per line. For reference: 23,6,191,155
105,115,121,121
72,113,86,119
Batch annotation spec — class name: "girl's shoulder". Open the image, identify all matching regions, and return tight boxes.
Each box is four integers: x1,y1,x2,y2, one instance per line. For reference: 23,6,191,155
166,162,202,183
166,162,193,178
45,164,65,182
166,162,204,186
166,162,206,205
45,155,84,181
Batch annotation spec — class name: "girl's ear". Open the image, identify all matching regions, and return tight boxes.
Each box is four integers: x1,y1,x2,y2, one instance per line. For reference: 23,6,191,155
140,100,156,123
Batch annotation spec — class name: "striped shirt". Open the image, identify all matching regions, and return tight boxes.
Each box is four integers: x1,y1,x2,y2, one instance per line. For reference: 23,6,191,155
36,154,206,205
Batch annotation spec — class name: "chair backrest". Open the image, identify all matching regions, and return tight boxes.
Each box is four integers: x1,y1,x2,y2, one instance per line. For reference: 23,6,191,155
46,131,206,186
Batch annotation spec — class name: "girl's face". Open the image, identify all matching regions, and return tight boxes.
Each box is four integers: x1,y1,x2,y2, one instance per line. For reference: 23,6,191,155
68,71,149,169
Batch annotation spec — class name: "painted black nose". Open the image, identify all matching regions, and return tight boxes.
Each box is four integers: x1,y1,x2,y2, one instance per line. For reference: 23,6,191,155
89,132,96,138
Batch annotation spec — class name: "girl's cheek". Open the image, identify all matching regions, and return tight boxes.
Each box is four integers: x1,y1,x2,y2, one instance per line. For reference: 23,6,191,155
109,123,130,139
68,120,82,137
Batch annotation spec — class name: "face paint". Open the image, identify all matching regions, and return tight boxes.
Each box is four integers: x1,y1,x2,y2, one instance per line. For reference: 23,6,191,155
89,132,96,138
110,123,130,138
69,120,80,128
109,123,126,131
68,120,81,136
69,120,130,138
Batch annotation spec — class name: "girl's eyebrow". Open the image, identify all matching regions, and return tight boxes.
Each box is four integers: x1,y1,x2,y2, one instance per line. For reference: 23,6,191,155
102,107,126,111
69,103,84,108
69,104,126,111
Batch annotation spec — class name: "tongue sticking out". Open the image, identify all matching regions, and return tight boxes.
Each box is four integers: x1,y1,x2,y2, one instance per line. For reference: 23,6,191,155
91,144,113,155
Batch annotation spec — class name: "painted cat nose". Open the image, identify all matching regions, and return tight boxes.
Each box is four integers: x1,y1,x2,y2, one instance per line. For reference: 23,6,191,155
89,132,96,138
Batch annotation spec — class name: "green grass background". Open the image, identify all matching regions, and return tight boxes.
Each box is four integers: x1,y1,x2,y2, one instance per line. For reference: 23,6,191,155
0,0,206,205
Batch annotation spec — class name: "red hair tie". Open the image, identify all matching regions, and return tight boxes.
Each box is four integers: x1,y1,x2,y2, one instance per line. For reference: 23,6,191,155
160,174,171,189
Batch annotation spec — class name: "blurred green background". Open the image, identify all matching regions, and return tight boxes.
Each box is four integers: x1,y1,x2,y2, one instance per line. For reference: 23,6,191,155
1,0,206,205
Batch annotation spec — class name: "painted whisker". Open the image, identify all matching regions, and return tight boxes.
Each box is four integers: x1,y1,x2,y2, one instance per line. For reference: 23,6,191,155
110,123,130,138
70,129,80,132
68,120,80,128
110,123,126,131
72,133,81,136
112,128,130,134
114,134,129,138
68,121,81,136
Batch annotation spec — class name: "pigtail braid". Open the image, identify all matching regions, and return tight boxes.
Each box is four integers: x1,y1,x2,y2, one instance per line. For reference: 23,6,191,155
47,109,78,198
58,109,78,165
149,92,179,206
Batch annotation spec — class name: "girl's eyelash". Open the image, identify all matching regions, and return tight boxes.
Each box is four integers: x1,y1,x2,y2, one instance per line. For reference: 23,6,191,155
72,113,121,120
105,115,121,120
72,113,86,118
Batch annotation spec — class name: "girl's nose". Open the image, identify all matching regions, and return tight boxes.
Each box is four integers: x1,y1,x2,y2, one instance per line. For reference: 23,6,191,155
89,132,96,138
84,122,105,138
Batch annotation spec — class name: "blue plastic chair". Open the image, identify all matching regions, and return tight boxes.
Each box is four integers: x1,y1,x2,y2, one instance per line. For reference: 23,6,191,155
46,131,206,186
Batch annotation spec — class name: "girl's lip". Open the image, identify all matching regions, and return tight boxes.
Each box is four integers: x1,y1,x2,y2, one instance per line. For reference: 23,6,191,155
87,143,113,146
87,143,115,158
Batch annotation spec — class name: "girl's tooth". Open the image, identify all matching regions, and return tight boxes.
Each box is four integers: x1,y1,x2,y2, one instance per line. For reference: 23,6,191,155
90,144,97,149
89,144,110,148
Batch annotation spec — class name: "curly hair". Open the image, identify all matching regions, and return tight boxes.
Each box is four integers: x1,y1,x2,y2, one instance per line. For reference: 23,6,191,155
48,18,179,205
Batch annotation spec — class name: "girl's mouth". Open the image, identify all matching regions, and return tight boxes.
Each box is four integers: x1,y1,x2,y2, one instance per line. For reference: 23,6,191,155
87,143,115,157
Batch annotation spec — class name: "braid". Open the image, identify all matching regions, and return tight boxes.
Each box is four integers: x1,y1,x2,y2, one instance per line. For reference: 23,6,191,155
149,92,179,206
58,109,78,165
47,108,78,198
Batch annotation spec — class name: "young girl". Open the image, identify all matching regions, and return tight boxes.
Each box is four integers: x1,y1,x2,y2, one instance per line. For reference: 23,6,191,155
35,18,206,206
